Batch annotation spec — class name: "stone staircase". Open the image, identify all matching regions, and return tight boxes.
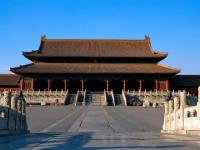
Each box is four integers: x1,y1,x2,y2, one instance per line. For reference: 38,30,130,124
65,94,76,105
114,94,126,106
76,91,85,106
85,94,92,105
91,94,100,105
91,93,106,106
106,92,114,106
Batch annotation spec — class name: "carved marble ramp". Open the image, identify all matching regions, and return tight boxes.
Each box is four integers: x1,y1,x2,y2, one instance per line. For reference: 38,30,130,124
68,106,121,133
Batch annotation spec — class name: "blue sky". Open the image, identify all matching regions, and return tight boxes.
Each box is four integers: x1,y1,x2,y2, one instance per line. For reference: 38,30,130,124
0,0,199,74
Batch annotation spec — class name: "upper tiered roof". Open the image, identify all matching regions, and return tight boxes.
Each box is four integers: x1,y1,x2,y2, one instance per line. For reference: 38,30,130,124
23,36,167,62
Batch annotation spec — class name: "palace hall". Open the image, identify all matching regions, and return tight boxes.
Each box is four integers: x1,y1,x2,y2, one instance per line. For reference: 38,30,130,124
11,36,180,93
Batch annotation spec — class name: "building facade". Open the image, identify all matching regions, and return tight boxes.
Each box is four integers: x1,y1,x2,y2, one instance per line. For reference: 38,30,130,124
11,36,180,93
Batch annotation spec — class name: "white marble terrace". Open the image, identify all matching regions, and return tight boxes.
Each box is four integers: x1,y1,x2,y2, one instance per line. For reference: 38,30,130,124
162,86,200,135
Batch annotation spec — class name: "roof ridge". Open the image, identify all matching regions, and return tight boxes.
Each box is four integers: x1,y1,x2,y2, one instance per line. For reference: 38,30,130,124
40,35,149,42
44,39,146,42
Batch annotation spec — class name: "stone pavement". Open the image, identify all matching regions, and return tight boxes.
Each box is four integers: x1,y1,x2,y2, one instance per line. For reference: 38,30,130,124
0,106,200,149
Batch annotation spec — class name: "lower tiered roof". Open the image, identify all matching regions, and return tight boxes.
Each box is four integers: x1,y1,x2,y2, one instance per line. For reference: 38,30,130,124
11,62,180,75
0,74,20,87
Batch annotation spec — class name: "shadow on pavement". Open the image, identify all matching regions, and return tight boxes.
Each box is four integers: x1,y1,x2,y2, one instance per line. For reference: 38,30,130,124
0,132,61,149
0,131,188,149
35,132,187,150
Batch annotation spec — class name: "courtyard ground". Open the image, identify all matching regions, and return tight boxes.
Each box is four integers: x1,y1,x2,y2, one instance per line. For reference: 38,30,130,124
0,106,200,149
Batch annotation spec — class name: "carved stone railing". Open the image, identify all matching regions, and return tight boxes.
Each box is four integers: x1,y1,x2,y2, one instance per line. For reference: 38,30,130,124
126,90,180,107
128,90,180,97
161,87,200,135
0,91,29,134
22,90,68,106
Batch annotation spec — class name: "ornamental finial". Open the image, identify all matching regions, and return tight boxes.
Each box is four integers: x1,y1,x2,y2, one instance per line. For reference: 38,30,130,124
41,35,46,41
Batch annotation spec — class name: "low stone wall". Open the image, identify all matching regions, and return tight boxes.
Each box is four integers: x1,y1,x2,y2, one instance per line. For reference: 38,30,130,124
126,90,175,107
0,91,29,134
161,87,200,135
23,90,68,106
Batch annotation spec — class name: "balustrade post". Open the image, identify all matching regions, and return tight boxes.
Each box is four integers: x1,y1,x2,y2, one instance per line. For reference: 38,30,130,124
17,96,22,114
16,94,22,131
168,100,174,130
1,91,11,119
180,91,186,130
11,94,17,111
3,91,12,130
163,101,169,131
174,97,180,130
2,91,11,107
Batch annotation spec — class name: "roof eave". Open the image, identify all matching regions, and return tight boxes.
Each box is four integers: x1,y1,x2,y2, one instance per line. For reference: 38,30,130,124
23,51,39,61
10,63,34,75
10,71,180,75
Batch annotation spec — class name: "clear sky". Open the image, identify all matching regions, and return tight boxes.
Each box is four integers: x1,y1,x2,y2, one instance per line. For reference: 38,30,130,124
0,0,199,74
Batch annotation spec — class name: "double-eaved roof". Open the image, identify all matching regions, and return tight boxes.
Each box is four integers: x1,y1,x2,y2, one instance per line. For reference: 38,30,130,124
11,36,180,76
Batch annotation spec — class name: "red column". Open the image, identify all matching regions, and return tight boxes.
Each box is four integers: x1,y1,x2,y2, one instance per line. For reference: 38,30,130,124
123,80,126,91
64,80,67,91
106,80,109,91
48,80,51,91
165,80,169,91
81,80,84,91
31,79,34,91
155,80,158,91
20,79,24,91
139,80,142,91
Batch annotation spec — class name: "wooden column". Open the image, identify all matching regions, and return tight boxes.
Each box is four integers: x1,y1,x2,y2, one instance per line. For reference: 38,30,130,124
64,80,67,91
165,80,169,91
106,80,109,91
20,79,24,91
47,80,51,91
155,80,158,91
31,79,34,91
81,80,84,91
123,80,126,91
139,80,142,91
